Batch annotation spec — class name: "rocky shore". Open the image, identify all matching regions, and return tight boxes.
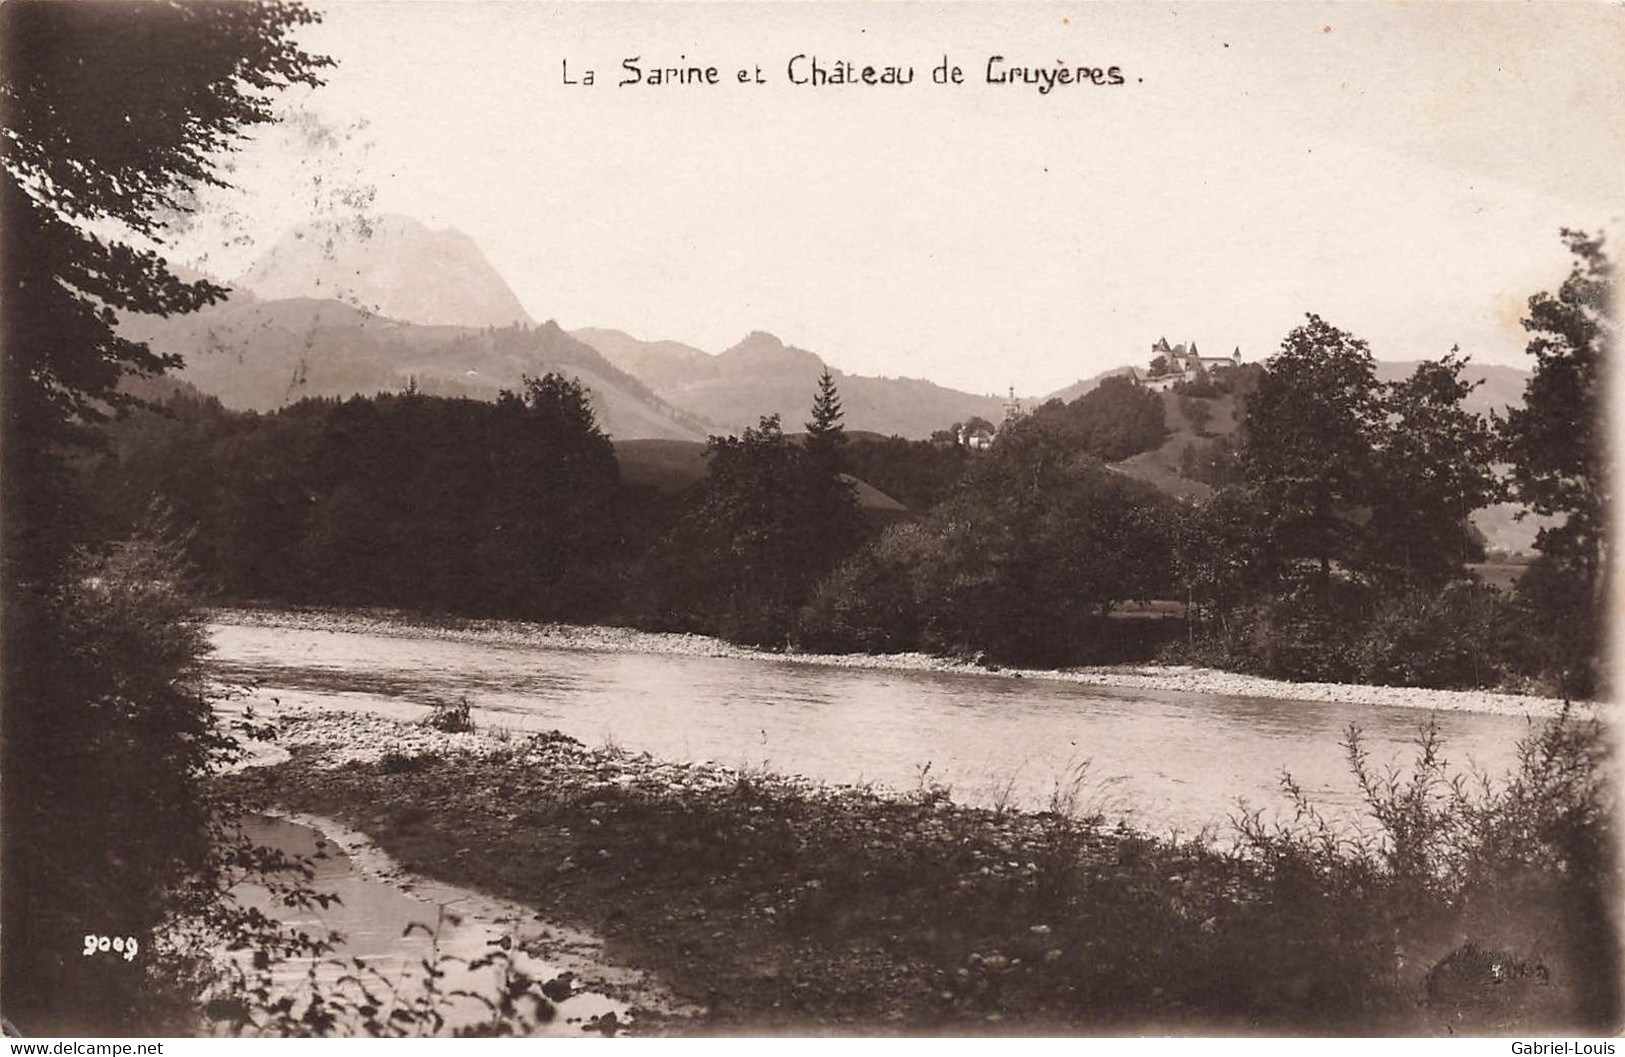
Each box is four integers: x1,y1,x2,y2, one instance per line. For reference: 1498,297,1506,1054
212,604,1592,720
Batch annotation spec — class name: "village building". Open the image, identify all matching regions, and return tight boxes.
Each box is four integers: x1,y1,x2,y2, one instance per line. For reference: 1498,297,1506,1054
957,421,996,450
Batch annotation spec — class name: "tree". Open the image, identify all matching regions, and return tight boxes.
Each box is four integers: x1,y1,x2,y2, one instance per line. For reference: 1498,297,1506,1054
681,415,818,643
1498,230,1614,695
804,367,847,475
962,415,996,437
800,370,862,574
1241,314,1385,581
479,374,622,618
1365,351,1500,588
1,1,331,1032
2,1,330,576
882,413,1177,665
1500,231,1613,591
1173,487,1273,632
1026,374,1168,461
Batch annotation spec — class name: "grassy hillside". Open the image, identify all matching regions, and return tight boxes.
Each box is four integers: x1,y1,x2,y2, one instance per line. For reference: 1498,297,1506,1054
1110,388,1241,500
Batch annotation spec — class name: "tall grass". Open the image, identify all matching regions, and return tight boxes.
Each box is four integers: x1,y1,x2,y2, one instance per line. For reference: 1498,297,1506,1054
1229,706,1618,1032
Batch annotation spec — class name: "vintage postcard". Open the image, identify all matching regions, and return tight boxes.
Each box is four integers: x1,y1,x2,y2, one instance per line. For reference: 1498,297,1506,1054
1,0,1621,1043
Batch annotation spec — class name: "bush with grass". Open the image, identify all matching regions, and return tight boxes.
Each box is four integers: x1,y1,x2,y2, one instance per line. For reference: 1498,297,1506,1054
424,696,476,734
1354,581,1509,689
1229,708,1618,1032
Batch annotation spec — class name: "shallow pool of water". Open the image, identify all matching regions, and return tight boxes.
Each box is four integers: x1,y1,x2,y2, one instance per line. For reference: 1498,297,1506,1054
228,814,630,1037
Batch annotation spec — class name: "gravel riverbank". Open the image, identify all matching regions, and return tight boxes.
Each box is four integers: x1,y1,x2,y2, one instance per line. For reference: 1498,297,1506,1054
218,705,1602,1034
212,604,1593,720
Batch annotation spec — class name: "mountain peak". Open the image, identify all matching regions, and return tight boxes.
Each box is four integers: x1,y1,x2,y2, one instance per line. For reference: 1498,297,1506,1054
719,331,825,372
737,330,784,350
238,214,534,329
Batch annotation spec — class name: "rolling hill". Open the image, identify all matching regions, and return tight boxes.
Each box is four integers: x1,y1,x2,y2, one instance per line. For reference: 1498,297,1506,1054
572,328,714,392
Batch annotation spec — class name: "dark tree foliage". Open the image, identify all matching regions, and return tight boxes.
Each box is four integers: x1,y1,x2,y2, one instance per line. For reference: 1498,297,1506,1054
477,375,623,616
800,370,864,568
804,368,847,475
1365,351,1500,588
1025,375,1168,462
803,412,1181,666
1500,232,1612,571
1499,230,1614,696
961,414,996,437
0,1,330,1032
1169,281,1616,695
1172,486,1273,630
843,435,969,512
82,382,624,621
642,416,822,644
953,416,1175,664
1241,314,1384,580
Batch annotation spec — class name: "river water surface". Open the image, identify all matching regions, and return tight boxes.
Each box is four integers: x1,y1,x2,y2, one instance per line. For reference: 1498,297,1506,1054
209,618,1548,836
229,815,632,1036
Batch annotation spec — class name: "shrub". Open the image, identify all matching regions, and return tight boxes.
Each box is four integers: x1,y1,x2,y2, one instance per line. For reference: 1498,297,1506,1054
1239,579,1372,682
1177,394,1213,434
1355,581,1507,689
2,516,343,1033
424,696,475,733
1231,709,1619,1031
796,546,920,654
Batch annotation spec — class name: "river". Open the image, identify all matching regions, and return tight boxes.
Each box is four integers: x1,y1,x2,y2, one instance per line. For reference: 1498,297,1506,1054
227,814,636,1036
208,615,1548,837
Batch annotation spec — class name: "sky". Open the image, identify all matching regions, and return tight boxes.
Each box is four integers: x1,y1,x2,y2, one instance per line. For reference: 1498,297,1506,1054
170,1,1625,397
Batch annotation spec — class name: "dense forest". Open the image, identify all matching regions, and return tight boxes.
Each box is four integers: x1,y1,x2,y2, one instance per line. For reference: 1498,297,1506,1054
78,233,1611,698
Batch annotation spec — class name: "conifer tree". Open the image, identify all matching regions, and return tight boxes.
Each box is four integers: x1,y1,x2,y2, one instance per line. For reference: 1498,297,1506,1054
805,367,848,476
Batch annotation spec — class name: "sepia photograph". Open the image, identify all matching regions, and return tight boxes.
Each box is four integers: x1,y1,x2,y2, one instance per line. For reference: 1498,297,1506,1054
1,0,1621,1042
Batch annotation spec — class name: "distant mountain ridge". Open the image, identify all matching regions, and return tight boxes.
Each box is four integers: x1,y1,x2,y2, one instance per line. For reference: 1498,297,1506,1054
572,328,713,391
182,216,1538,447
119,297,708,442
238,213,535,329
573,327,1007,440
1373,359,1530,415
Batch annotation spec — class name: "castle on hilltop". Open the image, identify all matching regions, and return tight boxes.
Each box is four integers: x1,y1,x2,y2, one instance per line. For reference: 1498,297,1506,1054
1137,337,1242,391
